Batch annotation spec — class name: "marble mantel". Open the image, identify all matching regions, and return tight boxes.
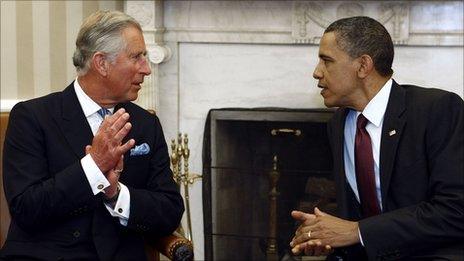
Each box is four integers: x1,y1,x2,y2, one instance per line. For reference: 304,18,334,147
165,1,462,46
124,1,463,259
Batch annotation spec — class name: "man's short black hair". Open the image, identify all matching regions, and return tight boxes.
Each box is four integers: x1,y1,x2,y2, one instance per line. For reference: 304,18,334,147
325,16,394,77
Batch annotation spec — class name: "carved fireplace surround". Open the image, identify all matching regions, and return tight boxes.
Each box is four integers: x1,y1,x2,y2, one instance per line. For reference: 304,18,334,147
125,1,463,259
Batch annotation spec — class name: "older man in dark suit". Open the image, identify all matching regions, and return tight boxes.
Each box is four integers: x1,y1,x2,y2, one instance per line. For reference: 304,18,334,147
291,16,463,260
1,10,184,260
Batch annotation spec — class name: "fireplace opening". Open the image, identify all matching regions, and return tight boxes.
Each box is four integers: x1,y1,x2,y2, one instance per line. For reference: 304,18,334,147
203,108,335,261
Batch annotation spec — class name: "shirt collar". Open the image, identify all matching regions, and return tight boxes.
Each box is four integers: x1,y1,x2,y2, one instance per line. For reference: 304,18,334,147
360,78,393,127
73,78,114,117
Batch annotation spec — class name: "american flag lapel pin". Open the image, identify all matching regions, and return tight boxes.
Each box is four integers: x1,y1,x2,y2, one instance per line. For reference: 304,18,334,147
389,129,397,136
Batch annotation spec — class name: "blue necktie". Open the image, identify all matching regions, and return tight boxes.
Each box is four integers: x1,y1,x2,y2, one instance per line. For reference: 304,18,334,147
97,108,111,119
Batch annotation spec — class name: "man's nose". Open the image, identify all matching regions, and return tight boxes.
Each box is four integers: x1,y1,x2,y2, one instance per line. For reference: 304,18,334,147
141,58,151,75
313,64,322,80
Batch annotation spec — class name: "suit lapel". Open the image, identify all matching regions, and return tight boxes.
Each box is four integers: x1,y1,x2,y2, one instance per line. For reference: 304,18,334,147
379,80,406,210
331,108,354,218
55,83,94,158
54,84,122,259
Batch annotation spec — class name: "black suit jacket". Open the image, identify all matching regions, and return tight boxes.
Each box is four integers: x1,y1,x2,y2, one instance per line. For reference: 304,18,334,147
327,81,464,260
1,83,184,260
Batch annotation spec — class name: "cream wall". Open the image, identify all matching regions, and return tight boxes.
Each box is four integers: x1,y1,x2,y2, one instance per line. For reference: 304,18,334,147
0,0,123,104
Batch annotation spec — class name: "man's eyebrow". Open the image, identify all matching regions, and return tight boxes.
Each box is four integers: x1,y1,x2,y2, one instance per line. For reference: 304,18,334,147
130,50,147,57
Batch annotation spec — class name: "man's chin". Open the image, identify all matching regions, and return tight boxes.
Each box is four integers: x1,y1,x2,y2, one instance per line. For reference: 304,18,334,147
323,100,336,108
128,89,141,101
128,94,138,101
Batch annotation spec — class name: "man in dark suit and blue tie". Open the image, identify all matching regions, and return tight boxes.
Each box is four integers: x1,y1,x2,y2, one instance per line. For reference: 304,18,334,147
1,10,184,260
290,16,463,260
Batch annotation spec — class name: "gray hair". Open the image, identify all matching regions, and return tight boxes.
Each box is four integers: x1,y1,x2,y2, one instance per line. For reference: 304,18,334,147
325,16,394,77
73,10,142,76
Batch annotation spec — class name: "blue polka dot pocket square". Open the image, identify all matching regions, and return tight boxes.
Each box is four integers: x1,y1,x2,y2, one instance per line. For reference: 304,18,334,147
130,142,150,156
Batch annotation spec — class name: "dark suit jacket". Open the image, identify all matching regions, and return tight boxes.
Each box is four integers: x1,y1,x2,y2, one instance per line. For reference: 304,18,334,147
327,81,464,261
1,83,184,260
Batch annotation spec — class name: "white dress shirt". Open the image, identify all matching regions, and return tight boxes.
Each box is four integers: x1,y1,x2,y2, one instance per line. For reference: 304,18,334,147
343,79,393,244
74,79,130,226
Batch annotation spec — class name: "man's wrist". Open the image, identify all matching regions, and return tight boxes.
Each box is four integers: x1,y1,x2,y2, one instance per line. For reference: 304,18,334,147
104,183,121,203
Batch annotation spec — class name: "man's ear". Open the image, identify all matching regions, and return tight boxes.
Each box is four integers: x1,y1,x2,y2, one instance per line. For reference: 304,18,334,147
92,52,108,77
357,54,374,79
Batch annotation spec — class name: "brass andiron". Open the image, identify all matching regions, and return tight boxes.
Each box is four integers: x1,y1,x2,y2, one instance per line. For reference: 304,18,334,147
170,133,202,244
266,155,280,261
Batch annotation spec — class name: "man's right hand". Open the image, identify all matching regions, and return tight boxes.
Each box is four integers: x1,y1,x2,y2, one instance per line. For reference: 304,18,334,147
89,108,135,173
86,145,123,199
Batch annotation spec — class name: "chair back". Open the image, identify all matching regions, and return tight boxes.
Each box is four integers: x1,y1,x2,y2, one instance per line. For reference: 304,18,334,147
0,112,11,247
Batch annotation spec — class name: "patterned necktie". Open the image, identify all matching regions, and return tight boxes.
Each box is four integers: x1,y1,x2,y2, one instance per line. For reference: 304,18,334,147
97,108,111,119
355,114,381,217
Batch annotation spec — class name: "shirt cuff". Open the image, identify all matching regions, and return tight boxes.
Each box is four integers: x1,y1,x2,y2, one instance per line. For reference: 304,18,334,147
81,154,110,195
104,182,130,226
358,227,365,246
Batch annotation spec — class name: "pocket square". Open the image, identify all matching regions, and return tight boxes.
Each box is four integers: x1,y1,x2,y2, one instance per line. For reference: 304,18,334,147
130,143,150,156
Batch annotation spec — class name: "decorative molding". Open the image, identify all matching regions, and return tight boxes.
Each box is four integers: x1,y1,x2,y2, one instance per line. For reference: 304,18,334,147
292,2,410,44
158,1,464,46
292,1,461,46
125,0,169,111
136,62,158,111
337,2,364,19
127,1,172,64
379,3,410,44
147,44,172,64
126,1,155,29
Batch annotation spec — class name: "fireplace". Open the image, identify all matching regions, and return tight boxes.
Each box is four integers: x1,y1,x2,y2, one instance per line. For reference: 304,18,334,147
202,108,336,260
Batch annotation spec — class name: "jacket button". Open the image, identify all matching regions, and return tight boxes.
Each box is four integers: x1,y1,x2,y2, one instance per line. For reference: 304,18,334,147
73,230,80,238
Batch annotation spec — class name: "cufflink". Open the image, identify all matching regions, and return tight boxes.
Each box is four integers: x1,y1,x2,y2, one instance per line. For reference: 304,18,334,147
389,129,396,136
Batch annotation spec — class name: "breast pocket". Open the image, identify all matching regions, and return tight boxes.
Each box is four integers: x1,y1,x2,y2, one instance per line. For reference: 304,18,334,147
122,154,151,187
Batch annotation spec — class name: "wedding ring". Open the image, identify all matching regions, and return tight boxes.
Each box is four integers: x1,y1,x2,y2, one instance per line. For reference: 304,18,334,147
114,169,123,173
307,231,311,238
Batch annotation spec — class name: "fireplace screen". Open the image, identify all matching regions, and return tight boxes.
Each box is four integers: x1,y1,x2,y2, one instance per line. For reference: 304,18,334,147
203,108,335,261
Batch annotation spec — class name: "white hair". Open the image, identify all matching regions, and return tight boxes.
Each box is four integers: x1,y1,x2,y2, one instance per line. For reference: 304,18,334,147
72,10,142,76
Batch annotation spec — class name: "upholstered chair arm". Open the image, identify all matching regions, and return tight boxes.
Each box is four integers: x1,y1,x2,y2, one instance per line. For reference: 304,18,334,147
155,233,193,261
146,232,194,261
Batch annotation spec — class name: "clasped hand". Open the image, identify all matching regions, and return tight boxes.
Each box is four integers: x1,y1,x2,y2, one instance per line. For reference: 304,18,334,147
290,207,360,256
85,108,135,198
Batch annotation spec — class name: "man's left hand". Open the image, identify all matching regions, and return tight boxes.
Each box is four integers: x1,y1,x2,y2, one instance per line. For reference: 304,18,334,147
291,207,360,253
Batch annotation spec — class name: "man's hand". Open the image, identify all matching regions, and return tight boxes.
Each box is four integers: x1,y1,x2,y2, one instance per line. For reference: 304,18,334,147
88,108,135,173
85,145,123,199
291,207,360,255
290,210,333,256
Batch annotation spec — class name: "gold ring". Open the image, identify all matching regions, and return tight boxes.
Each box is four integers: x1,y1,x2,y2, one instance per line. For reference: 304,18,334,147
114,169,123,173
307,231,311,238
